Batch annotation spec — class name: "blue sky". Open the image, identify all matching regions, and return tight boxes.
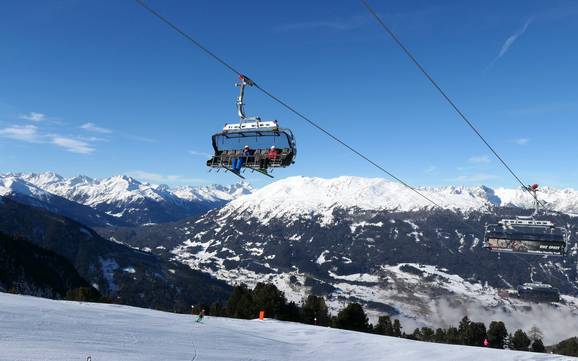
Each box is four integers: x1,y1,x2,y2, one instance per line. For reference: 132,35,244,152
1,0,577,188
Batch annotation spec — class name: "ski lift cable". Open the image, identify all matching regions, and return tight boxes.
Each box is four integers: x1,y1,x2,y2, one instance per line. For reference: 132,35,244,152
134,0,242,76
360,0,545,208
133,0,443,209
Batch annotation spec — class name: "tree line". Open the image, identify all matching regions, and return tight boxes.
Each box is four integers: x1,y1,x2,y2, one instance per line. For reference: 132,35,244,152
197,282,578,357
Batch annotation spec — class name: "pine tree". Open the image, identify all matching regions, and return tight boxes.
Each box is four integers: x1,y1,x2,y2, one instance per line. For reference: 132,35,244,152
511,329,531,351
460,321,487,346
393,319,402,337
553,337,578,356
412,328,423,340
458,317,486,346
374,315,394,336
226,284,255,319
458,316,471,344
420,327,435,342
280,301,301,322
446,327,461,344
301,295,330,326
336,303,369,332
433,328,447,343
209,302,223,316
252,283,287,319
487,321,508,349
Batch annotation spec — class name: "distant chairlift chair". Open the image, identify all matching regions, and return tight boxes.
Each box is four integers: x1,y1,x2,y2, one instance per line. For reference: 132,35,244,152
483,184,567,256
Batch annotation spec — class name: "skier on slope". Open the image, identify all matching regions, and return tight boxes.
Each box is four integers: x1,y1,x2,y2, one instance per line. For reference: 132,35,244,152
196,308,205,323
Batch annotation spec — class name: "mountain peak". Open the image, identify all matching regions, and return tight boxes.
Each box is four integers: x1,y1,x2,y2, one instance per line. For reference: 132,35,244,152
68,175,94,185
0,177,45,197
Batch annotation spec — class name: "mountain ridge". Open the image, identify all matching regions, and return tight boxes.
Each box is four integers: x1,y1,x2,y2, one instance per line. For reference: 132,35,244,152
1,172,253,225
218,176,578,225
4,173,578,226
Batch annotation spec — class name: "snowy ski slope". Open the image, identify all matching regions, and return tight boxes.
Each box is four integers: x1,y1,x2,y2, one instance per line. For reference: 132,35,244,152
0,293,574,361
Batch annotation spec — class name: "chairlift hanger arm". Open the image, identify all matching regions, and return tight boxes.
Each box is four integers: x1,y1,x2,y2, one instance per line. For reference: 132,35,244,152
236,75,259,122
523,184,541,217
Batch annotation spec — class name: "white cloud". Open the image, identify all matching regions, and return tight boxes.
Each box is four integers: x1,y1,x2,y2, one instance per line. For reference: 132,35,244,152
189,150,211,158
491,17,533,65
81,122,112,134
468,155,491,164
123,134,156,143
454,173,499,183
19,112,47,122
0,122,97,154
424,165,437,173
127,170,206,185
0,125,40,142
51,136,94,154
78,136,109,142
80,122,155,143
515,138,530,145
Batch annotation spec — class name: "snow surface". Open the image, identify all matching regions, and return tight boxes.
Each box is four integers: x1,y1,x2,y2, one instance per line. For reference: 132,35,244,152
0,293,573,361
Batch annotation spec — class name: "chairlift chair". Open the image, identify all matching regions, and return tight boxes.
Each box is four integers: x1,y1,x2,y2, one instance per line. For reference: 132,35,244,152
516,282,560,302
206,75,297,178
483,184,567,256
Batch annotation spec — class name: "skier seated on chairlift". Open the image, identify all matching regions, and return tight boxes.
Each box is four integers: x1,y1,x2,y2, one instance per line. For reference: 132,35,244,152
260,145,281,169
268,145,280,160
232,145,254,173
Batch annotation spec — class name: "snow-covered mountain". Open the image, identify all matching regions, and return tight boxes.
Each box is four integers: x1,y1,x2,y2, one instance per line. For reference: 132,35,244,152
219,176,578,225
0,175,120,227
3,173,577,227
121,176,578,335
3,173,578,340
0,172,253,225
167,200,578,332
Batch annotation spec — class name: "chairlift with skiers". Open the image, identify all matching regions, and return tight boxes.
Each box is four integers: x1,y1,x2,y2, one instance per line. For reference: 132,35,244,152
206,75,297,179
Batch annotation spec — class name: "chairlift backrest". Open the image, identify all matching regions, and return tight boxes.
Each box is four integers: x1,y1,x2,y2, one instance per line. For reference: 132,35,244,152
499,218,555,227
223,120,279,133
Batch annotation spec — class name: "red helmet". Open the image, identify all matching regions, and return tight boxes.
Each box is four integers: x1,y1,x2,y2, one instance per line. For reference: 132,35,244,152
531,184,539,190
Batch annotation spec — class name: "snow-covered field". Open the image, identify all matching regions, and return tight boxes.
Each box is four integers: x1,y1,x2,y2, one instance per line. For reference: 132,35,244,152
0,293,574,361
